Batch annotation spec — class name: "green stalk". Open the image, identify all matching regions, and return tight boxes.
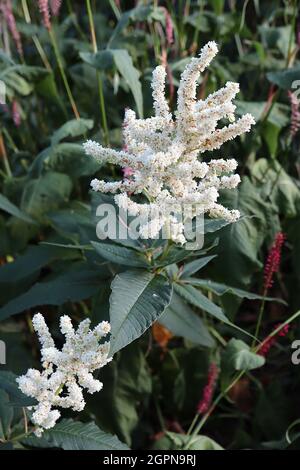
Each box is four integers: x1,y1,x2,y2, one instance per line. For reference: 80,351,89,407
21,0,52,71
0,132,12,178
49,27,80,120
86,0,110,146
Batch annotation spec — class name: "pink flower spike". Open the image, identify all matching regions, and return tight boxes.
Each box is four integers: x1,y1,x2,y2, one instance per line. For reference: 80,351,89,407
164,9,173,46
50,0,62,17
263,232,285,292
38,0,51,31
197,363,219,415
1,0,23,57
12,100,21,127
288,90,300,138
258,323,290,357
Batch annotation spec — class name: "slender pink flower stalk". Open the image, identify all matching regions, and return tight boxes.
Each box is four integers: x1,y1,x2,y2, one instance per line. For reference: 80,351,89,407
11,99,21,127
164,8,173,46
50,0,62,17
258,324,290,357
0,0,23,57
38,0,51,31
288,90,300,138
197,363,219,415
263,232,285,291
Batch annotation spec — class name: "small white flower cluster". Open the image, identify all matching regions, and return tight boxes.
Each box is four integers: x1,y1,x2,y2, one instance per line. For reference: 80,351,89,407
17,313,111,437
84,41,255,244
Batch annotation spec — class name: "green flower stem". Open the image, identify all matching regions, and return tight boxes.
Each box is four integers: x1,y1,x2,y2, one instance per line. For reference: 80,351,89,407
21,0,52,71
0,132,12,178
86,0,110,146
49,27,80,120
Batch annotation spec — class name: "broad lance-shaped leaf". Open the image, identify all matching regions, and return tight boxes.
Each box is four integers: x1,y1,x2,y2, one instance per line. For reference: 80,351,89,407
51,118,94,146
174,283,228,322
0,390,13,440
80,49,143,118
183,278,286,304
0,264,107,321
43,419,129,450
0,193,35,224
109,270,172,355
180,255,217,278
92,241,149,268
160,293,214,347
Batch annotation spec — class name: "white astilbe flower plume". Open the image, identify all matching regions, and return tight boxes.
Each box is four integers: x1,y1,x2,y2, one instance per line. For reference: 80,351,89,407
84,42,255,244
16,313,111,437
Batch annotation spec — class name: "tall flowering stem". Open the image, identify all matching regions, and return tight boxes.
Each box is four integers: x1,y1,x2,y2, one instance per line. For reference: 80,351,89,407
1,0,23,58
254,232,285,347
197,363,219,415
21,0,52,71
258,323,290,357
37,0,79,119
85,0,110,146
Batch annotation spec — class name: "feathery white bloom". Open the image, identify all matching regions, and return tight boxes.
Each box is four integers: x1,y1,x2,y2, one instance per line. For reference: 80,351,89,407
84,42,255,244
17,313,112,436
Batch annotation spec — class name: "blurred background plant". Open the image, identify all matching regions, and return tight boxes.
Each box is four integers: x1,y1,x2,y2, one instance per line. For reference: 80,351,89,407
0,0,300,451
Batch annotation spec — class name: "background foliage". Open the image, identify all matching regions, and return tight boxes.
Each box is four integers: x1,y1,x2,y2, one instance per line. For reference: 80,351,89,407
0,0,300,450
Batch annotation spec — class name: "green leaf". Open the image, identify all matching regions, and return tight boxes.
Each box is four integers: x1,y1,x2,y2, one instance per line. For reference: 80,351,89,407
154,432,223,450
111,49,143,117
21,172,73,221
51,119,94,146
184,278,286,304
159,293,214,347
267,66,300,90
174,283,228,322
262,121,280,159
92,241,149,268
0,244,79,283
39,143,101,178
89,343,152,445
224,338,265,371
0,194,35,224
252,159,300,218
44,419,130,450
0,390,13,440
212,178,271,286
81,49,143,117
0,70,32,95
0,264,105,321
109,270,172,354
181,255,217,278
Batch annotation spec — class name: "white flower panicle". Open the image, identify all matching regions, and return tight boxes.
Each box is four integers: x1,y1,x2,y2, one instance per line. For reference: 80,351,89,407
17,313,111,437
84,41,255,244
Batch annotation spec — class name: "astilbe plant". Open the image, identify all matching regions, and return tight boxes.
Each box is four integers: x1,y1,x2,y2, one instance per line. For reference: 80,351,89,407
84,42,255,244
17,42,256,440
